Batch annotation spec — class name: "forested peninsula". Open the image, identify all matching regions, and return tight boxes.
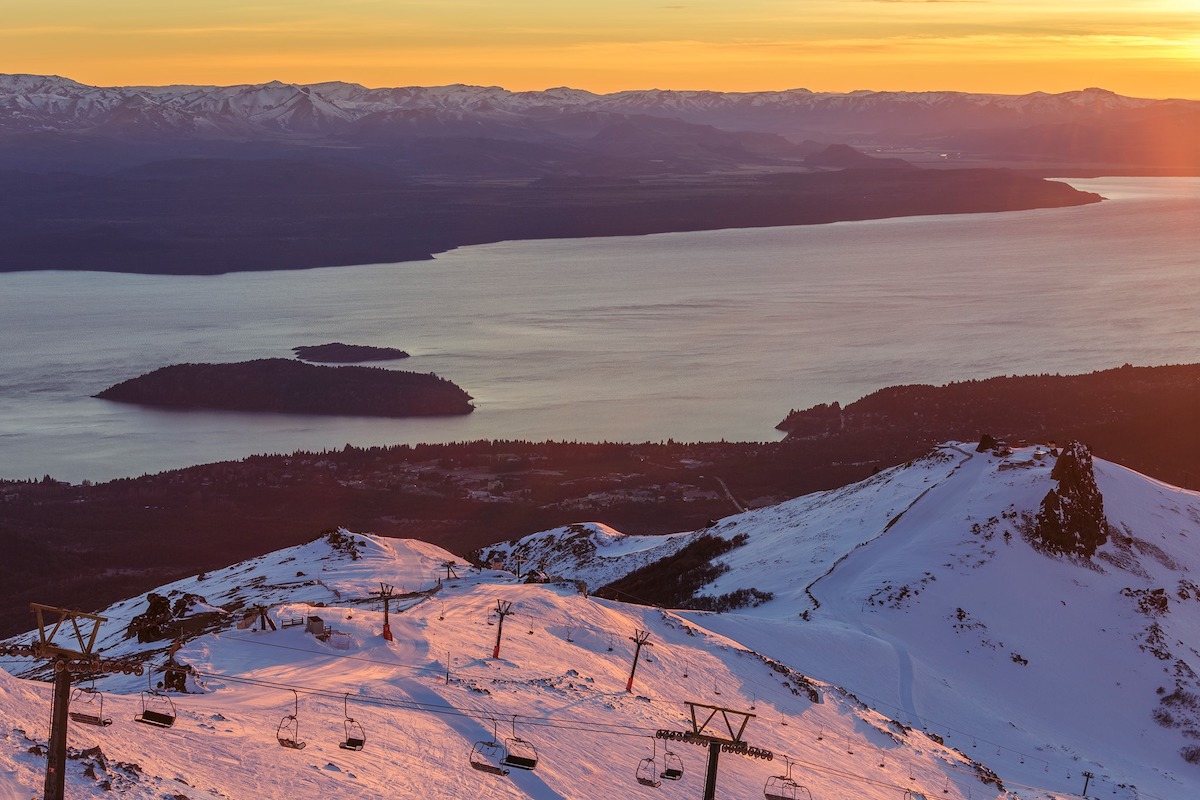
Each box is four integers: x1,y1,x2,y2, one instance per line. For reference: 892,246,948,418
0,167,1099,274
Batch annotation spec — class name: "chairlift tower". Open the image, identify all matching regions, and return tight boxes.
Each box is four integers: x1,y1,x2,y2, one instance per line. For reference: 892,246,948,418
375,583,395,642
626,629,653,693
655,702,773,800
440,560,459,581
492,600,514,659
0,604,142,800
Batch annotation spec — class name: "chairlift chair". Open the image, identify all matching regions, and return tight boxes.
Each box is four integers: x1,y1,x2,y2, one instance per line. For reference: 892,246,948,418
636,756,662,788
69,684,112,727
903,793,928,800
766,780,813,800
469,720,510,776
502,716,539,771
135,671,177,728
765,756,810,800
765,776,803,800
338,694,366,751
636,738,662,788
659,749,683,781
277,690,307,750
469,739,511,776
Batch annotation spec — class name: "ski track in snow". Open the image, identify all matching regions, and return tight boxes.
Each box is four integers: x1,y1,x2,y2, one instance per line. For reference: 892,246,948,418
808,445,978,731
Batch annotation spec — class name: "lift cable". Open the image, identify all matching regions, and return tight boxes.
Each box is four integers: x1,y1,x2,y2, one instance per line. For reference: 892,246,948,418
214,630,1068,775
197,668,663,740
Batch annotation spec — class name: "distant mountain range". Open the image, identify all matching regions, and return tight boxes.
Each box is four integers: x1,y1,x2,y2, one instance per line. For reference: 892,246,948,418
3,75,1197,172
4,75,1183,274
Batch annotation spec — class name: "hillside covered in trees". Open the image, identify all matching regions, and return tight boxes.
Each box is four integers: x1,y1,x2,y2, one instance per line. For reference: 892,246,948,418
2,363,1196,637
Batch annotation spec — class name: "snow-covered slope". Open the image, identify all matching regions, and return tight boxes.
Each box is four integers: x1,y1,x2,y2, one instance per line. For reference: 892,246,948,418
492,443,1200,799
1,531,996,800
2,442,1196,799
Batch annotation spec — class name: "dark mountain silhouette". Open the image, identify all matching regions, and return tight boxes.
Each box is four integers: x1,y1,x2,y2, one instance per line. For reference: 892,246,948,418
0,75,1125,274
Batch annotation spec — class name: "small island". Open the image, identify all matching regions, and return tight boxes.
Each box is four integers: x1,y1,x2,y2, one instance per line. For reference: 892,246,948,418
293,343,410,363
95,359,473,417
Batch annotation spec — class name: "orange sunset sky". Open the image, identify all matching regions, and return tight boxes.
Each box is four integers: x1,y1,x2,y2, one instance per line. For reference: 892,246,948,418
4,1,1198,99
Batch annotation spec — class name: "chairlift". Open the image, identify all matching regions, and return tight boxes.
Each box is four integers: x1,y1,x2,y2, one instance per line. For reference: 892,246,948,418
277,690,307,749
469,720,510,776
69,682,112,727
636,738,662,788
903,793,928,800
502,715,539,771
765,756,805,800
338,693,366,751
659,749,683,781
763,779,804,800
135,670,177,728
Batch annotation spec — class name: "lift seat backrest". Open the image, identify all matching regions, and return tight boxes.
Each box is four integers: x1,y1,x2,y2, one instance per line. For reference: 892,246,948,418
136,710,176,728
340,738,365,750
660,767,682,780
503,753,537,770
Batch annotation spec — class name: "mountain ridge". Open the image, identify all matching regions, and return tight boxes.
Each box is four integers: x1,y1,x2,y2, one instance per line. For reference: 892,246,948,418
0,74,1175,131
479,441,1200,797
4,441,1198,798
3,74,1196,172
1,72,1140,275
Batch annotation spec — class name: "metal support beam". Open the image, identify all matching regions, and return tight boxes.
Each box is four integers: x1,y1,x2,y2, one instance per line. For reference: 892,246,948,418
3,606,143,800
376,583,395,642
626,629,653,693
492,600,513,659
43,660,72,800
703,739,721,800
655,701,771,800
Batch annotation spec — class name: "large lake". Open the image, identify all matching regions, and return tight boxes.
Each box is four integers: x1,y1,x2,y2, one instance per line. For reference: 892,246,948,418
2,177,1197,483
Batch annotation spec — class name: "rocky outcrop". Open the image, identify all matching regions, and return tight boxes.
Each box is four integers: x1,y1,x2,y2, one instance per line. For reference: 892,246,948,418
1030,441,1109,557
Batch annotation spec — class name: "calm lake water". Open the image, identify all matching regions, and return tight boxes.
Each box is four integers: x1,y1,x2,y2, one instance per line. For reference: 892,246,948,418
2,177,1197,483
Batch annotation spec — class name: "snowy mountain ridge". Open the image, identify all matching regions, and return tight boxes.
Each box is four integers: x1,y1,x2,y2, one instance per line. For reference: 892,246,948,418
2,442,1197,799
0,531,994,800
0,73,1182,139
485,442,1200,798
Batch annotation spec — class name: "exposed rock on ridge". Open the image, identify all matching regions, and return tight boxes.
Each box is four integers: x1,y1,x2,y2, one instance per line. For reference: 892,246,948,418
1029,441,1109,557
